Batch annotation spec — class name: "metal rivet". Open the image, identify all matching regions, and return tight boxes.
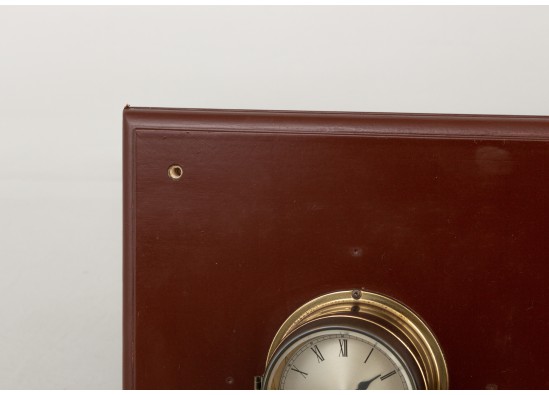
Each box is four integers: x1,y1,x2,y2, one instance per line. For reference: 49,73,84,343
352,289,362,300
168,164,183,180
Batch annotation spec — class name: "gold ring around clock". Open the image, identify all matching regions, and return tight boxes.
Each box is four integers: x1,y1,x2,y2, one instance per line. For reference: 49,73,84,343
263,289,448,390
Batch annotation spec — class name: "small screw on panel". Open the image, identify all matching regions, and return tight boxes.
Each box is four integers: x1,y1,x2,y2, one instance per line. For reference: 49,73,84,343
352,289,362,300
168,164,183,180
350,247,363,257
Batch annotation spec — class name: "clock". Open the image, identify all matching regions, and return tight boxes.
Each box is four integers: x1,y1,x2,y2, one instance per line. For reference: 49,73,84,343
259,290,448,390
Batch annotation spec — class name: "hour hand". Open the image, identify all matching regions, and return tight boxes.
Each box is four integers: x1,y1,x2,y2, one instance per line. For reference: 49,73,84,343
356,374,381,390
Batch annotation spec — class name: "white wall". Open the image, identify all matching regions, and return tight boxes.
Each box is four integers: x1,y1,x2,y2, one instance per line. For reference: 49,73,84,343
0,6,548,389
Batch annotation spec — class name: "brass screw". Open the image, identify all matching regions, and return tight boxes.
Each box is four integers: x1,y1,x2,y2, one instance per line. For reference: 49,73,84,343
168,164,183,180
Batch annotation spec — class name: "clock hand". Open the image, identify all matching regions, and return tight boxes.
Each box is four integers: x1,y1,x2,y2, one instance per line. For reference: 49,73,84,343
356,374,381,390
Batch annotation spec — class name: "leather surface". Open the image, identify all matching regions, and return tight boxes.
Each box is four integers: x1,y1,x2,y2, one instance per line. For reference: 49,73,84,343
123,107,549,389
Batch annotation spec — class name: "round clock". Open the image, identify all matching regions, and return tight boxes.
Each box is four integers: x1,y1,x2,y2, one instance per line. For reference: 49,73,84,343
260,290,448,390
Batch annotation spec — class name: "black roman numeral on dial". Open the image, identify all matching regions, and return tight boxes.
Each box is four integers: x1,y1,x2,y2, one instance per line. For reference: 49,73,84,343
339,339,348,357
290,365,308,379
310,345,325,362
363,347,374,364
380,370,396,381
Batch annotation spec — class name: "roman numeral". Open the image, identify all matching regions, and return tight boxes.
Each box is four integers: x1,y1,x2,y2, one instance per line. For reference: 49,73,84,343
380,370,396,381
339,339,348,357
310,345,325,362
363,347,374,364
290,365,308,379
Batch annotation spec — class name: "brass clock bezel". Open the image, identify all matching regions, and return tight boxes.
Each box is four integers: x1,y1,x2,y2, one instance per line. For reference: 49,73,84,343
263,290,449,390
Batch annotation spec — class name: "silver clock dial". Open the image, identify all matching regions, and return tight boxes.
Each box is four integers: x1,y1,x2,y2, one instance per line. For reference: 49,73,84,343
271,329,414,390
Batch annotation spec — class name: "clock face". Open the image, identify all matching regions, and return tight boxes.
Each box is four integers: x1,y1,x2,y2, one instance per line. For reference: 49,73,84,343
265,329,416,390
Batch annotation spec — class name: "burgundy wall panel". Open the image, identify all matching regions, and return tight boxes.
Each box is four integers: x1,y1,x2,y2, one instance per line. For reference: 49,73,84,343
123,108,549,389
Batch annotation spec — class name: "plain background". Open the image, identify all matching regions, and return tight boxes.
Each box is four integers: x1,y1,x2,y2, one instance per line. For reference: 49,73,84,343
1,6,548,389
